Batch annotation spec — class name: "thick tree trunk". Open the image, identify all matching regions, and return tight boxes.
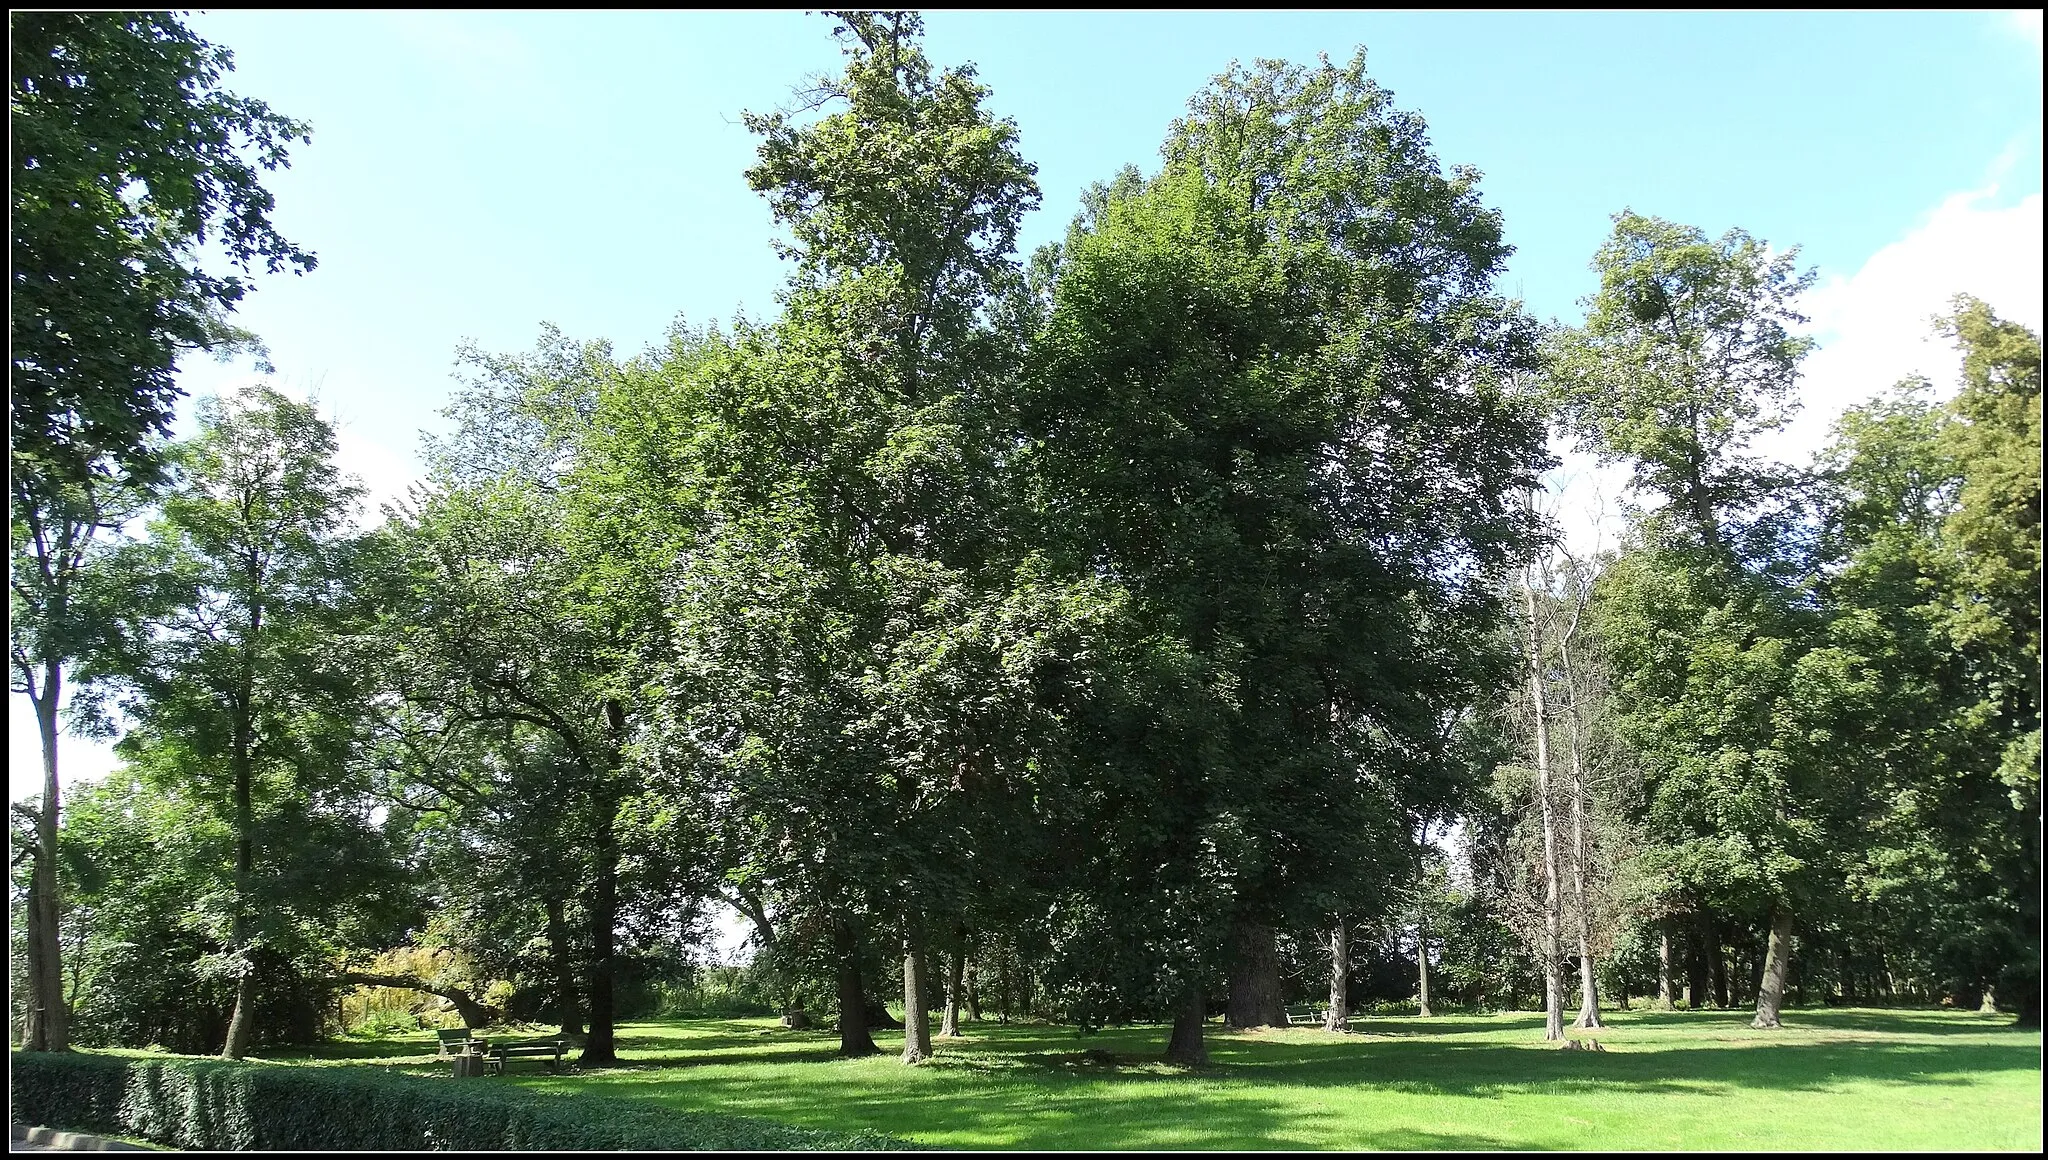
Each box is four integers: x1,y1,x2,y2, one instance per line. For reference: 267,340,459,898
1979,981,1999,1014
941,946,965,1037
221,695,257,1061
1417,916,1434,1018
339,973,496,1029
221,968,258,1060
1164,984,1207,1066
1751,907,1794,1029
1522,573,1566,1042
1710,919,1730,1010
1325,922,1350,1032
1657,919,1676,1009
581,798,620,1065
964,957,981,1022
1224,920,1287,1029
996,939,1011,1024
1686,919,1711,1008
546,895,583,1036
834,915,879,1057
901,919,932,1063
22,679,68,1052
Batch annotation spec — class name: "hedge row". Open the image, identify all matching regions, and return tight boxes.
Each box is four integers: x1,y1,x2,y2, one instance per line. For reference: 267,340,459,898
10,1050,923,1151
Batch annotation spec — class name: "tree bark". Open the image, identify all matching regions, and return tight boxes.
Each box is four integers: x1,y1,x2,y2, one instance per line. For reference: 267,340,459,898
1979,981,1999,1014
339,973,497,1029
22,675,69,1053
546,895,583,1036
1417,915,1434,1018
964,956,981,1022
940,946,965,1037
1710,918,1729,1010
1656,919,1676,1009
834,914,879,1057
1750,907,1794,1029
581,795,620,1065
1522,570,1566,1042
901,918,932,1063
1224,920,1288,1029
1686,918,1711,1008
1325,922,1350,1032
1164,984,1207,1066
220,675,258,1061
1558,595,1602,1031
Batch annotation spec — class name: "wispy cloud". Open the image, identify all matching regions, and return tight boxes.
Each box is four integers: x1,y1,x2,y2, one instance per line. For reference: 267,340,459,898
1760,177,2043,464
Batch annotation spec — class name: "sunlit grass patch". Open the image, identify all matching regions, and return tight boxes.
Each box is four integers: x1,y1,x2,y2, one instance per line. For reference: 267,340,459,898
272,1007,2042,1150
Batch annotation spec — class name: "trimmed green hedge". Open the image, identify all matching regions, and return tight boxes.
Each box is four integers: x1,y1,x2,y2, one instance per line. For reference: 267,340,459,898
11,1051,923,1151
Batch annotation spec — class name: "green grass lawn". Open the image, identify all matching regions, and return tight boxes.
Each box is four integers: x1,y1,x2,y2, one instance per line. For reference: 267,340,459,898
270,1007,2039,1150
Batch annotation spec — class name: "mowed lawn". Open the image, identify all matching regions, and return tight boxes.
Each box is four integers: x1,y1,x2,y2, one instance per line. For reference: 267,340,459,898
288,1007,2040,1151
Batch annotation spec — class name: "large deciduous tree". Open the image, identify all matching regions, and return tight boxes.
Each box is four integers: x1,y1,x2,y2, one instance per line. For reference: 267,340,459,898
84,386,364,1059
1025,51,1546,1064
1556,211,1844,1030
9,10,312,1052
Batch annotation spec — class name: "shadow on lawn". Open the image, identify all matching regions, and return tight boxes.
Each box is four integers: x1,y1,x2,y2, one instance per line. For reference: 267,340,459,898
507,1009,2036,1150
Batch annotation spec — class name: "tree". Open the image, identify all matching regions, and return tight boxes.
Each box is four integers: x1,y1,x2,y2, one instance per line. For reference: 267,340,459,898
10,11,313,1052
10,11,314,489
623,8,1046,1063
1024,50,1546,1064
82,386,365,1058
1555,212,1833,1031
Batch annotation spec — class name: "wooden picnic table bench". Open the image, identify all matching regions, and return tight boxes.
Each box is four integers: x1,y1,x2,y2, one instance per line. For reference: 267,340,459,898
482,1038,568,1074
435,1027,479,1057
1284,1004,1322,1025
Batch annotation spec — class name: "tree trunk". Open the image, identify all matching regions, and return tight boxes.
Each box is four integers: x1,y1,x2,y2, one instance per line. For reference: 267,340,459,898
1559,600,1601,1032
1750,907,1794,1029
996,938,1011,1024
22,677,68,1052
1979,981,1999,1014
940,946,965,1037
1710,919,1729,1010
1522,571,1565,1042
581,796,620,1065
1417,916,1434,1018
834,915,879,1057
1745,926,1767,1007
1164,984,1207,1066
546,895,583,1036
1656,919,1676,1010
901,918,932,1063
220,691,257,1061
339,973,496,1029
1325,922,1350,1032
964,956,981,1022
1686,919,1711,1008
1224,920,1287,1029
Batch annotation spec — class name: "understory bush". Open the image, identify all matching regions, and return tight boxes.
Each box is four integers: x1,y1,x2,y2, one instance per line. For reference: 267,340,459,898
10,1051,923,1151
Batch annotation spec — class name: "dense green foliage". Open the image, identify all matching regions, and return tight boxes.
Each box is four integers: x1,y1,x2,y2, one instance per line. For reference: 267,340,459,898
14,17,2038,1150
8,1048,921,1150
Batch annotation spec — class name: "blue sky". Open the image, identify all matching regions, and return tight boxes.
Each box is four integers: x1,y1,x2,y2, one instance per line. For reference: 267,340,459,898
11,9,2043,802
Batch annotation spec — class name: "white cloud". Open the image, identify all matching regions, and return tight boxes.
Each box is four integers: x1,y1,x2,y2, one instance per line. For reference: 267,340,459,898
1759,182,2043,465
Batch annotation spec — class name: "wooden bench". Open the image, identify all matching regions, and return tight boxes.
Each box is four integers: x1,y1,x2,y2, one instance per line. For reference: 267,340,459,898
485,1039,568,1074
1284,1005,1322,1025
435,1027,478,1058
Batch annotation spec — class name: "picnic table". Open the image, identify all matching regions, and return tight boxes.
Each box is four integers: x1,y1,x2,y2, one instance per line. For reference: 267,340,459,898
479,1037,569,1075
435,1027,479,1057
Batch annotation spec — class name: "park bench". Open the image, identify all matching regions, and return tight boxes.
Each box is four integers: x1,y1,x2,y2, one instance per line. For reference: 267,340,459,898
484,1038,568,1075
435,1027,479,1057
1284,1004,1322,1025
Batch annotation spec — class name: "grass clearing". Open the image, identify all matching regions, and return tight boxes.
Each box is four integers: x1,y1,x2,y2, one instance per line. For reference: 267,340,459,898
258,1007,2038,1150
